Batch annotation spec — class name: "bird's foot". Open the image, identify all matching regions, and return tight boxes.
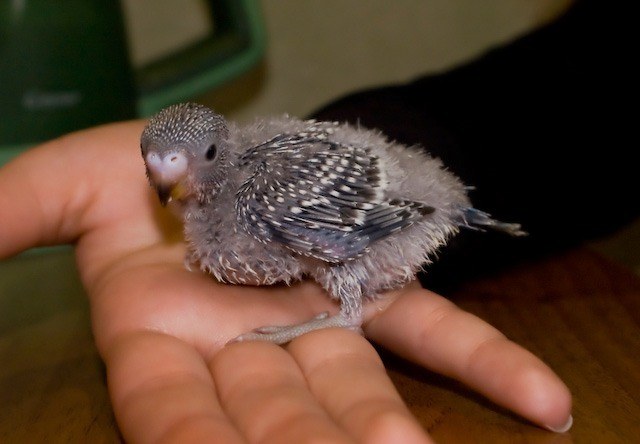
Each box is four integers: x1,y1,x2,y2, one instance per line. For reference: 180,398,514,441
229,312,363,345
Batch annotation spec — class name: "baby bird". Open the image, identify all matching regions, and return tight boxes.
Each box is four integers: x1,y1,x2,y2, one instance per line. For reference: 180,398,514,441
141,102,524,344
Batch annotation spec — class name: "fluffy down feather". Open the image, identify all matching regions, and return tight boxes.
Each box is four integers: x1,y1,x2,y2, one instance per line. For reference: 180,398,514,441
141,102,524,344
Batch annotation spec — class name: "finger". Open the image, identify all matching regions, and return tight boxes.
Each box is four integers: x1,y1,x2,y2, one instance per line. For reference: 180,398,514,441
210,341,353,444
287,329,433,444
105,331,245,444
364,287,572,432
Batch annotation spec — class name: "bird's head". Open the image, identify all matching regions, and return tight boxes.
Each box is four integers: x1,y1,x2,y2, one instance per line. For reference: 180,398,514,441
141,102,231,206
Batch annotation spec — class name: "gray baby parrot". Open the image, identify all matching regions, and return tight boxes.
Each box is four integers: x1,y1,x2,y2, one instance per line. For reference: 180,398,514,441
141,102,524,344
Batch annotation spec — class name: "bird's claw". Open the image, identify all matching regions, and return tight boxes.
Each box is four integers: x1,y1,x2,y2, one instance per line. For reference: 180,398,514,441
227,311,360,345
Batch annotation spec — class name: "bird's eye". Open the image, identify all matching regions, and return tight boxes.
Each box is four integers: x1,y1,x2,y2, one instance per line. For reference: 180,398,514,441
205,143,217,161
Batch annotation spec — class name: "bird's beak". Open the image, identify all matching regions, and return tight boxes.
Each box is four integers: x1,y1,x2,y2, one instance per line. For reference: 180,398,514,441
155,181,188,206
145,150,189,206
156,185,172,206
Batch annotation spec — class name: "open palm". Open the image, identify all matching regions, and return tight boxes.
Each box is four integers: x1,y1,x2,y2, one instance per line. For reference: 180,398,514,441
0,120,571,443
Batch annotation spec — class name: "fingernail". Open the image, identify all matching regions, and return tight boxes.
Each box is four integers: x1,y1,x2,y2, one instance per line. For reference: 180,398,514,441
546,414,573,433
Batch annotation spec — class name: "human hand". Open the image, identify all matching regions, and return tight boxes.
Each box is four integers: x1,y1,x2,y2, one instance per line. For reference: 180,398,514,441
0,121,571,443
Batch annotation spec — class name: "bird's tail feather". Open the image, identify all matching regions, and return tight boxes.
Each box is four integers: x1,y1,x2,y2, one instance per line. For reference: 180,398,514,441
459,208,527,236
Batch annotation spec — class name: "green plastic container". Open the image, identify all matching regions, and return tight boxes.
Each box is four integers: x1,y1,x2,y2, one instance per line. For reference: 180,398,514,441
0,0,265,165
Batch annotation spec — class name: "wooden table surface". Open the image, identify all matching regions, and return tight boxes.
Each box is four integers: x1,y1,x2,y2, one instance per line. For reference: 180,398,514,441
1,247,638,443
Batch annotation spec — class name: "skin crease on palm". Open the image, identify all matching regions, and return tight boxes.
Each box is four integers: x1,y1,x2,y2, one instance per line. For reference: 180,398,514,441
0,120,572,443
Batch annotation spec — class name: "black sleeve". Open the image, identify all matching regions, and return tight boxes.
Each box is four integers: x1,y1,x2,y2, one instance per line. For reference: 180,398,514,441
309,0,638,292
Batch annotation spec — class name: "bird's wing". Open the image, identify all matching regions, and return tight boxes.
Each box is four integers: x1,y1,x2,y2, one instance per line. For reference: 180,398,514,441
236,131,434,263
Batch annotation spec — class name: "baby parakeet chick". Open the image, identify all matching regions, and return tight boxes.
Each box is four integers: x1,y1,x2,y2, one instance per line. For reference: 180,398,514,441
141,102,524,344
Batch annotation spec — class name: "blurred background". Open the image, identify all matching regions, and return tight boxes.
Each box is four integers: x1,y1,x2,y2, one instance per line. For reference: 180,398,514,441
141,0,574,122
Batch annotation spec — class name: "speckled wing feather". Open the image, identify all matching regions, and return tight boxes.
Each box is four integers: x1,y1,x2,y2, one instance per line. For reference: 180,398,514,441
235,129,435,263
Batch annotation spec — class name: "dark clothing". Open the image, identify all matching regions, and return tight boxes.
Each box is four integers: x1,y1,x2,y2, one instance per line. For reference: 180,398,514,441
310,0,637,292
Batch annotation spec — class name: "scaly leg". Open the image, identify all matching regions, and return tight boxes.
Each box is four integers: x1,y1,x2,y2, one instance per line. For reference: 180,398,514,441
230,282,364,345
